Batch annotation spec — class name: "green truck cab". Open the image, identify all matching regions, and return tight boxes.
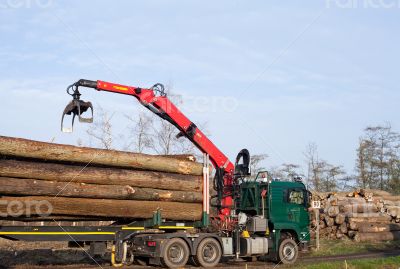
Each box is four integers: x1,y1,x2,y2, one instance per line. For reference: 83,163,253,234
237,171,310,263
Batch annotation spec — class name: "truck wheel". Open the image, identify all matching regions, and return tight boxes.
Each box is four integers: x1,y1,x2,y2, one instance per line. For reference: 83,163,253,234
161,238,189,268
194,238,222,267
278,238,298,264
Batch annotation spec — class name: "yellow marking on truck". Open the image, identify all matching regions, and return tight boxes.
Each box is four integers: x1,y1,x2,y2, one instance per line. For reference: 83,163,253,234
121,227,145,230
0,232,115,235
113,86,129,91
121,226,193,230
159,226,194,229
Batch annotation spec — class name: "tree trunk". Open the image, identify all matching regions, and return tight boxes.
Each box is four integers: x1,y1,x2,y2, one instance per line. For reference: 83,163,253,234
336,231,344,239
0,177,203,203
346,212,390,218
354,231,400,242
326,206,339,217
0,177,134,199
164,154,196,162
374,195,400,201
347,230,357,238
341,204,378,214
0,136,203,175
339,222,348,234
0,196,202,221
327,197,338,206
358,223,400,233
325,216,335,227
386,206,400,218
128,187,202,203
348,216,393,231
0,220,115,227
335,213,345,225
347,216,392,223
0,215,116,221
349,221,359,231
0,160,202,192
337,197,366,205
363,189,392,197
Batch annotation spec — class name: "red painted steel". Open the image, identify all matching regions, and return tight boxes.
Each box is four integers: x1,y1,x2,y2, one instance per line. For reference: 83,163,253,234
95,80,235,222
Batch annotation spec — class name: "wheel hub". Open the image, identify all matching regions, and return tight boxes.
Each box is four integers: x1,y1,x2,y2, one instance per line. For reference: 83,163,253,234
283,244,295,260
169,245,183,262
203,244,217,261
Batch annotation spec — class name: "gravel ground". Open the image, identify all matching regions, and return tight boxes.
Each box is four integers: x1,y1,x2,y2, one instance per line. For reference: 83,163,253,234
2,237,399,269
0,238,109,269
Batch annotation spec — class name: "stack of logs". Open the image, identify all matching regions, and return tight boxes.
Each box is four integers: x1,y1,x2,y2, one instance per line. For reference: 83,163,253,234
0,136,205,225
311,189,400,242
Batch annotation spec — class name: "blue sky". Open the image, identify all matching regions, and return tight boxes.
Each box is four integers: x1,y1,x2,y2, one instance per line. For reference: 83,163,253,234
0,1,399,175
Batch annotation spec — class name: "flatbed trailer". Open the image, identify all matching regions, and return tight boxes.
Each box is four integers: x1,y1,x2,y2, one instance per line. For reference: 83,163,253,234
0,174,310,268
0,221,196,242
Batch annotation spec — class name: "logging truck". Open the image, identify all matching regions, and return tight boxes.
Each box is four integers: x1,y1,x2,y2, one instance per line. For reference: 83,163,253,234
0,79,310,267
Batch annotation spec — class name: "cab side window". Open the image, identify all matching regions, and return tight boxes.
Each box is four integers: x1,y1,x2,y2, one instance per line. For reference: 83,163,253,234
288,190,304,205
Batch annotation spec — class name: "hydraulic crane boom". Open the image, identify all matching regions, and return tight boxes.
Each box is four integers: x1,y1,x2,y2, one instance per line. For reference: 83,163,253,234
61,79,250,226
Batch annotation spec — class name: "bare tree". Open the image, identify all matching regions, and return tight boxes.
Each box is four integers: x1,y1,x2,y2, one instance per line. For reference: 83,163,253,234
82,90,206,158
304,142,321,191
148,91,200,156
356,139,369,188
337,174,354,192
86,107,114,149
268,165,284,180
388,145,400,194
150,116,178,155
279,163,301,179
249,154,268,177
321,163,346,192
124,113,153,153
304,142,347,192
356,123,400,191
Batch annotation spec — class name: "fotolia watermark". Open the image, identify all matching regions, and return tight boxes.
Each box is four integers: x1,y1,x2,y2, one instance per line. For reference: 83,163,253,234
0,0,52,9
184,95,239,114
150,95,239,114
326,0,400,8
341,203,385,218
0,200,53,217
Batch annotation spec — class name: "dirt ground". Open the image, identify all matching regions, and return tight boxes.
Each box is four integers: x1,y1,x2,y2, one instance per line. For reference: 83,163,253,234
0,238,110,269
2,237,400,269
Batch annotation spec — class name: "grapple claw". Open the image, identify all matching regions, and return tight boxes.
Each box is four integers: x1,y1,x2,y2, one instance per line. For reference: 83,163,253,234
61,84,94,133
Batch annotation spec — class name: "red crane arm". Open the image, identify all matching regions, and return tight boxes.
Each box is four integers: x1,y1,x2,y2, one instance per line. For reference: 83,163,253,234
94,79,235,173
63,78,238,220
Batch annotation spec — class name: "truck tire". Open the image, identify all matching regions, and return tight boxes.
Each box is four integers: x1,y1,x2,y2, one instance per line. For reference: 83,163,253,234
194,237,222,267
161,238,189,268
278,238,298,264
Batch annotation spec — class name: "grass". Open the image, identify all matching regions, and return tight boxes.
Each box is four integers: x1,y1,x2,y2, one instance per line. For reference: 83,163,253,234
308,238,400,257
294,256,400,269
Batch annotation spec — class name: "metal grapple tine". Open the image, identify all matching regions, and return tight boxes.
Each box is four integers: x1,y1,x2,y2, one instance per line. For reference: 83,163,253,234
61,100,73,133
78,101,94,123
61,111,76,133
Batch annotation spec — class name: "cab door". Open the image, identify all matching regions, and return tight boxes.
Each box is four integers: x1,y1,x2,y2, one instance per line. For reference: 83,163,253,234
284,188,309,227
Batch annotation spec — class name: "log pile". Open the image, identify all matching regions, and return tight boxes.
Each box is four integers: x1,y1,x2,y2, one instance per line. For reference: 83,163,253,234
0,136,205,224
311,189,400,242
